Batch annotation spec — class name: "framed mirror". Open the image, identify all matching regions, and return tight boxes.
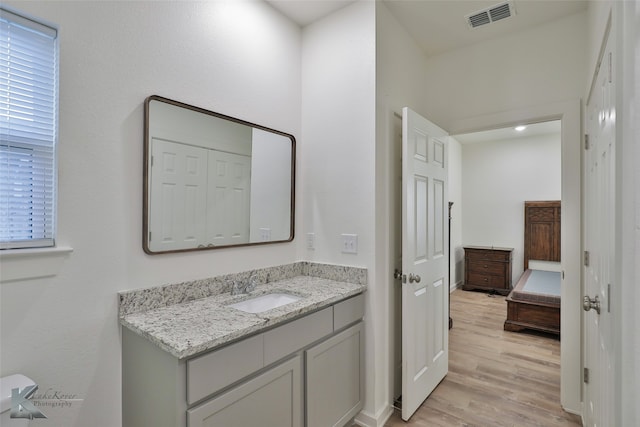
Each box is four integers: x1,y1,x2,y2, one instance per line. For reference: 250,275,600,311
143,96,295,254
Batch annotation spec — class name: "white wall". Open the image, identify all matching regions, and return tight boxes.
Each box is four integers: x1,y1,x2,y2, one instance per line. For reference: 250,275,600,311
299,1,378,423
448,137,463,289
461,133,562,284
0,2,301,426
300,2,375,266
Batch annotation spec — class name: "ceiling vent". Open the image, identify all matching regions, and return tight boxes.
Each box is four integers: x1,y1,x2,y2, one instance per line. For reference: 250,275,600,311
466,1,516,29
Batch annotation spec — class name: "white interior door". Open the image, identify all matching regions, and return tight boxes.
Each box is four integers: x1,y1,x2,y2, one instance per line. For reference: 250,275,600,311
401,107,449,421
583,24,616,427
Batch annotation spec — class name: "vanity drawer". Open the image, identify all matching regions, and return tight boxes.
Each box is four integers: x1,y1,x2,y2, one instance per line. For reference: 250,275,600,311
264,307,333,366
187,334,264,405
334,294,364,331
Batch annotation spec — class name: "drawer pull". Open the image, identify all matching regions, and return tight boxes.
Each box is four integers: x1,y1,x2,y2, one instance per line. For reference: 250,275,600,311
484,264,488,268
484,278,488,282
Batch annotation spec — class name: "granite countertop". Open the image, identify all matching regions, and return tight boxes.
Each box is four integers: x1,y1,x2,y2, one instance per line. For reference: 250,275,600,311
120,275,366,360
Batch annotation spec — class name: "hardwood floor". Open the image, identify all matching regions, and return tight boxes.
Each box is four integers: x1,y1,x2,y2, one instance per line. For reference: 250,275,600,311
383,289,581,427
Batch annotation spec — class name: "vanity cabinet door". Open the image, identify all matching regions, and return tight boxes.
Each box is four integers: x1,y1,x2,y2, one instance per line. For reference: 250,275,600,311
187,355,302,427
305,322,363,427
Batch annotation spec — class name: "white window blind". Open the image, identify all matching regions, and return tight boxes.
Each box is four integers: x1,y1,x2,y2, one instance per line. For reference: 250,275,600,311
0,7,58,249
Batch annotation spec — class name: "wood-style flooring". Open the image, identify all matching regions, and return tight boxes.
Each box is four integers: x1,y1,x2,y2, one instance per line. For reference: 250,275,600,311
383,289,581,427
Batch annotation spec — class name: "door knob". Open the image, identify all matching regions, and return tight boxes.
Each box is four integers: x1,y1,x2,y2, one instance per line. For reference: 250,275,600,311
583,295,601,314
394,269,403,280
408,273,421,283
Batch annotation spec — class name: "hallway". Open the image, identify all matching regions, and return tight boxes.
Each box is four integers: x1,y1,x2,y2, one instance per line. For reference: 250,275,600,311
385,289,582,426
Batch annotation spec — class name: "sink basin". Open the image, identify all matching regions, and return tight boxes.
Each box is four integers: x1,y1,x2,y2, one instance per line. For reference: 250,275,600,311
228,293,301,314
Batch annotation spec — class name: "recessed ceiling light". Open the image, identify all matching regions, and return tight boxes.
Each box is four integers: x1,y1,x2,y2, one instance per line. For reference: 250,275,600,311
515,125,527,132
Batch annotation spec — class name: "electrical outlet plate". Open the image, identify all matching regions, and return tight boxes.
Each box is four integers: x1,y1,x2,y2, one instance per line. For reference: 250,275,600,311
341,234,358,254
306,232,315,250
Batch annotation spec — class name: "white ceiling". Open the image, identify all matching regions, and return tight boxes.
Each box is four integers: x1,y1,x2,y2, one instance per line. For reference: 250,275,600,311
266,1,579,142
266,0,587,56
453,120,561,145
267,0,357,27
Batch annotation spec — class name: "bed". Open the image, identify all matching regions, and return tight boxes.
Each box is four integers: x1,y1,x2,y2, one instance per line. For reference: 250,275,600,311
504,201,561,335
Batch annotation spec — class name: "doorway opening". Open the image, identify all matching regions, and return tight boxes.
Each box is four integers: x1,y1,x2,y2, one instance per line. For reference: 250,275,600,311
390,102,583,419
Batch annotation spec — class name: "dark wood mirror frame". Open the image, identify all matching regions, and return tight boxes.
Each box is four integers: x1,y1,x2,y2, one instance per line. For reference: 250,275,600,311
143,95,295,254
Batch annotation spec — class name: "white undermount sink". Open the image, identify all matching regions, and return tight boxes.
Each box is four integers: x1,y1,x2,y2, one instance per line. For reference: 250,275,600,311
228,293,301,314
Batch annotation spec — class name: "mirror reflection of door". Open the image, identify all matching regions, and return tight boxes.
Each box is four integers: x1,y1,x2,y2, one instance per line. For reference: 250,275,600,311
207,150,251,247
149,138,208,252
144,96,295,253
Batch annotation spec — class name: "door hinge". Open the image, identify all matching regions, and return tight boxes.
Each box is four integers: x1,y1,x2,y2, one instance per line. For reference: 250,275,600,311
584,367,590,384
151,155,154,167
584,250,590,267
584,134,590,150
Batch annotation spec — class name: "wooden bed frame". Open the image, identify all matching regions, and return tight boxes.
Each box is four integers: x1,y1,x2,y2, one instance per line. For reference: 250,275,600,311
504,201,561,335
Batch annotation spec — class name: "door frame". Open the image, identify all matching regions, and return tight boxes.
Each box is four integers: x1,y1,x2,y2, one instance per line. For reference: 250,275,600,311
447,99,583,415
617,1,640,424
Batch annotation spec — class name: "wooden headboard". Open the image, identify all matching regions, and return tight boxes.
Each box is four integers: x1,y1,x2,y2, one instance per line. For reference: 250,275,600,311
523,201,561,270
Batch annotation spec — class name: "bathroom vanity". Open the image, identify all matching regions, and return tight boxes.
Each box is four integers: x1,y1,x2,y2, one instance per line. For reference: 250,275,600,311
120,263,366,427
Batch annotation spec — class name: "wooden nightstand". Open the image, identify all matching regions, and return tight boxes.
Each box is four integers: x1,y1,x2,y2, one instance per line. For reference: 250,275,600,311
462,246,514,295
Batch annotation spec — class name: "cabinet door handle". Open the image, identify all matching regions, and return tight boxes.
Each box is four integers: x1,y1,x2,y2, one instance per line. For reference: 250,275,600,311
484,264,488,268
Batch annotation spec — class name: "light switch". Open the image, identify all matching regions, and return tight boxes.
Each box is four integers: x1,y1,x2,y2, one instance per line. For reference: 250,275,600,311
306,232,315,250
341,234,358,254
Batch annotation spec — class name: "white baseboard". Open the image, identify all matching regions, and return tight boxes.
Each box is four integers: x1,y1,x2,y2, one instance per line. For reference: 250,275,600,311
353,404,394,427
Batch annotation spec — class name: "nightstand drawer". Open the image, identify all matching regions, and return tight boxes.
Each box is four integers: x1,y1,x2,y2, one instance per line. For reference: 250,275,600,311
465,250,511,262
468,271,508,288
467,260,504,276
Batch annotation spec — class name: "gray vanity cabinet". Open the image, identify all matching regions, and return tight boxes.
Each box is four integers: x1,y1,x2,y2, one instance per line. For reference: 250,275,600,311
187,355,302,427
306,322,363,427
122,293,364,427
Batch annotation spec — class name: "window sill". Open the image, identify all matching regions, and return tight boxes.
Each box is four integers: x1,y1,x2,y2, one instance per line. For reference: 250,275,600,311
0,246,73,283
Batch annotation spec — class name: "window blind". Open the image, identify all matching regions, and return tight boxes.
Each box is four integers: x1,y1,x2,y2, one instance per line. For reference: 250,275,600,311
0,7,58,249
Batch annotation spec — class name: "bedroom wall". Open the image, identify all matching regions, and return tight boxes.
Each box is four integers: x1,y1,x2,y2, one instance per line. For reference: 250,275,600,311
460,131,561,285
448,137,463,289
